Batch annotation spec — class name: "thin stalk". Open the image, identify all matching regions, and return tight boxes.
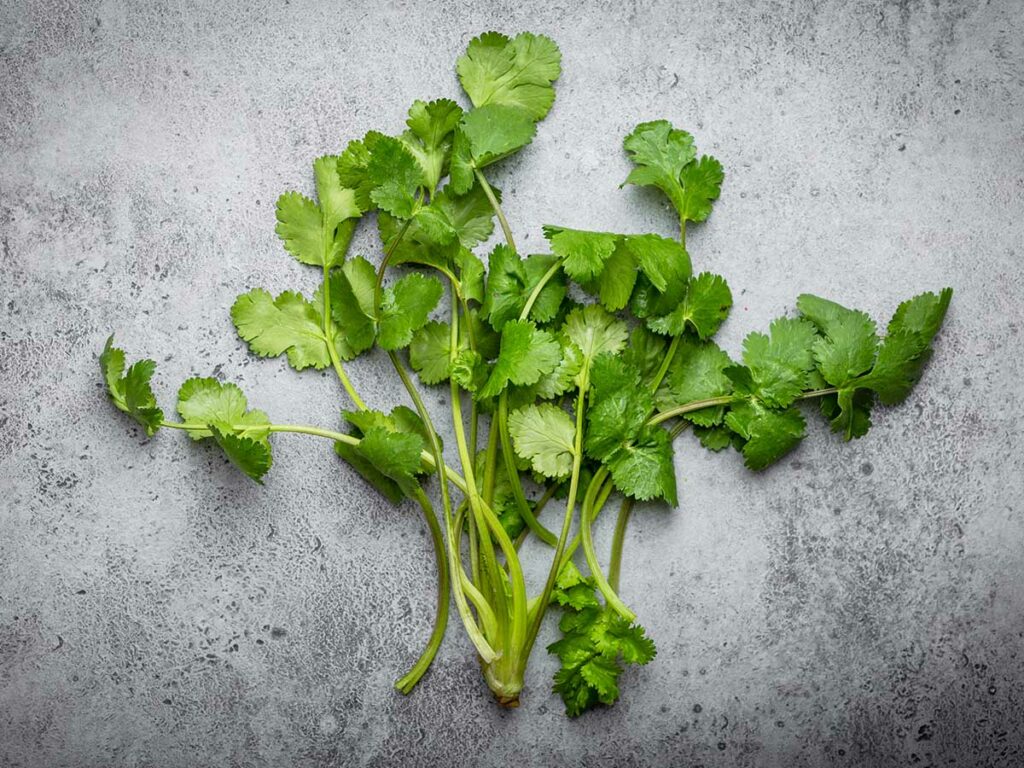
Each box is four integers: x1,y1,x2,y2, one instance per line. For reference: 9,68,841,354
607,498,633,593
449,292,529,657
395,486,449,694
579,465,635,620
387,351,498,662
322,262,367,411
498,397,557,546
522,372,589,661
474,169,515,253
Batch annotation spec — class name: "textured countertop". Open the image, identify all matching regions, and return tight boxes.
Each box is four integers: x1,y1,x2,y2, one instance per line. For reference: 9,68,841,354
2,1,1023,766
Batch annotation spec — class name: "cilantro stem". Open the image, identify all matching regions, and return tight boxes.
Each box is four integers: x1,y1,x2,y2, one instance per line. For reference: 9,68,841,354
522,371,589,661
607,497,633,593
498,396,557,546
388,350,499,662
449,292,529,663
579,465,635,621
650,334,680,394
521,258,563,319
474,169,515,253
322,263,367,411
395,486,450,694
649,387,838,426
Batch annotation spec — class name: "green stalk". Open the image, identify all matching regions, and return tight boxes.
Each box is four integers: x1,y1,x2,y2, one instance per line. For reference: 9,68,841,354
387,351,499,663
449,294,508,644
606,498,633,593
449,292,530,660
395,486,450,694
322,261,367,411
522,370,589,661
474,169,515,253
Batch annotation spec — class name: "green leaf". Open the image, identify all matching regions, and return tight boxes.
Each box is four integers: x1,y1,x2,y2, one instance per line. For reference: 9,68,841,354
326,256,377,359
658,339,734,426
450,104,537,194
335,407,430,502
408,321,452,385
693,424,734,452
176,377,270,441
366,135,425,219
798,294,878,386
401,98,463,192
621,325,668,381
542,225,619,283
621,120,695,211
623,233,692,293
483,245,567,331
676,155,724,223
99,337,163,436
378,273,444,350
275,156,361,269
739,317,818,408
563,304,629,378
856,288,953,404
207,426,273,483
231,288,331,371
479,320,561,398
548,565,656,717
175,378,272,482
622,120,724,224
724,401,806,470
507,403,576,479
821,388,874,441
455,248,486,304
644,272,732,339
434,183,497,248
604,425,677,504
456,31,562,120
585,355,651,461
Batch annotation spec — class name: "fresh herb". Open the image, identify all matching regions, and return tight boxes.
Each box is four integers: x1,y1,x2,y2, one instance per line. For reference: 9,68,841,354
100,31,952,716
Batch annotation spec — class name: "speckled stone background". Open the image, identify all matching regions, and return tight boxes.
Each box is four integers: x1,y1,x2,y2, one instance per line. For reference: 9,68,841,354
2,0,1022,766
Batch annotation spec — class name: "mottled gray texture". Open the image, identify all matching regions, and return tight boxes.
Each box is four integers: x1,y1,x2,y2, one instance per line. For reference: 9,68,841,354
1,0,1022,766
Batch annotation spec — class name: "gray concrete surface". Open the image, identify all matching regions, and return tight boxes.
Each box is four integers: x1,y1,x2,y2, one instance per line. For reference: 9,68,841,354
2,0,1023,765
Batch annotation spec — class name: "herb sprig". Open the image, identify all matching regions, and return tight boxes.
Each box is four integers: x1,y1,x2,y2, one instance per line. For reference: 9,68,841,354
100,31,952,716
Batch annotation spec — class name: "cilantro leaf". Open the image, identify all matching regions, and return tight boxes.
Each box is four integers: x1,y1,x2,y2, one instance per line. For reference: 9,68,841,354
335,407,429,502
798,294,878,386
99,337,163,436
450,104,537,194
724,400,806,470
585,354,651,461
275,156,360,268
483,244,567,330
563,304,629,379
604,425,677,504
377,273,444,350
657,339,733,426
176,377,272,482
856,288,953,404
738,317,818,408
478,319,561,398
366,135,425,218
548,562,656,717
542,225,619,283
401,98,463,192
326,256,377,359
231,288,333,371
408,320,452,385
457,31,561,120
641,272,732,339
676,155,725,223
434,183,498,248
622,120,723,224
507,403,576,479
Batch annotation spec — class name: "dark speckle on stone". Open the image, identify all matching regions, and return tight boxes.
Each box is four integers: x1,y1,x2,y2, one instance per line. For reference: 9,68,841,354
860,462,874,476
693,704,702,713
270,627,287,639
717,742,727,750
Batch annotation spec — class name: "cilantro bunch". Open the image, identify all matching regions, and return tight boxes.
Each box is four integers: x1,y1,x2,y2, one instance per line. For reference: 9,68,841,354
100,31,952,716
